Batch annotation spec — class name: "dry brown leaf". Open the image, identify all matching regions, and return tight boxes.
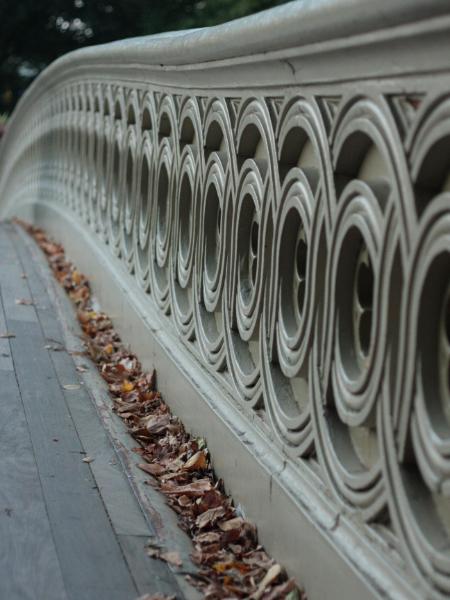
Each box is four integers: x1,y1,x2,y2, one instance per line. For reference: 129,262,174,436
137,463,166,477
183,450,207,471
178,494,192,507
160,479,213,497
196,506,227,529
78,310,97,323
194,531,221,545
252,563,282,599
144,414,170,435
218,517,246,532
265,578,298,600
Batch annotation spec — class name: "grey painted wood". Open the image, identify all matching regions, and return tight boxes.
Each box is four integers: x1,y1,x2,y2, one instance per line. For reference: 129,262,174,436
6,318,140,600
8,224,66,347
0,368,68,600
0,273,14,371
11,224,154,538
0,227,37,324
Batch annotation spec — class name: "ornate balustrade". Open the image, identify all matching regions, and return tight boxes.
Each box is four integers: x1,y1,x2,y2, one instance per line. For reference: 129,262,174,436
1,1,450,597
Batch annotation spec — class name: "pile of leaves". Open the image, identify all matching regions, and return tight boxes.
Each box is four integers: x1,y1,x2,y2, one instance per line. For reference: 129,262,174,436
20,221,304,600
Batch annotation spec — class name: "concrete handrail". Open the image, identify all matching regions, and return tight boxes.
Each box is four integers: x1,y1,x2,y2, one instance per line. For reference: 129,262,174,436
1,1,450,597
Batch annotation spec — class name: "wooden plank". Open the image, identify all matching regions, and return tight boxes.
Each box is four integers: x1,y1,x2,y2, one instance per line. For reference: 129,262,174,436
13,223,154,538
0,282,13,371
0,225,37,324
5,316,140,600
9,224,66,347
0,368,68,600
7,312,142,598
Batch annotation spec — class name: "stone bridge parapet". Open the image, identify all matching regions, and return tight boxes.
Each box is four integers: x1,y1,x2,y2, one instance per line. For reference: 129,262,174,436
1,2,450,597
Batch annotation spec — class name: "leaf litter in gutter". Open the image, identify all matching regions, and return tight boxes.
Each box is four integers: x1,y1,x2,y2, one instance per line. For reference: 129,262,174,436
18,219,305,600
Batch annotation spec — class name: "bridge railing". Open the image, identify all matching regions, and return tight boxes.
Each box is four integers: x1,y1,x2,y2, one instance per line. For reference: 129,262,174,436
1,1,450,597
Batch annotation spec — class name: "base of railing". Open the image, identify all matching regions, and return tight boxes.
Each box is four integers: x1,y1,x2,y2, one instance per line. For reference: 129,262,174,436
8,195,422,600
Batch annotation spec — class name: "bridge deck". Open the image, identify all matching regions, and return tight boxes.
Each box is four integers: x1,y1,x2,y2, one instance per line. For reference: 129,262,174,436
0,222,188,600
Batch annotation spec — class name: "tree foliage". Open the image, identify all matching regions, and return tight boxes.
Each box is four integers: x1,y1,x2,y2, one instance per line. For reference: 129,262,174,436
0,0,288,112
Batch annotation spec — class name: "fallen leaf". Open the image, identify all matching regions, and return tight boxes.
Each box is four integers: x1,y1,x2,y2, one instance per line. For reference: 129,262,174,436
146,546,161,559
82,456,94,463
160,479,213,497
212,561,230,574
252,563,282,599
196,506,227,529
78,310,97,323
183,450,207,471
178,495,192,507
265,578,299,600
0,333,15,339
104,343,114,355
144,414,170,435
63,384,81,390
219,517,246,532
121,379,134,393
196,489,224,512
160,551,182,567
72,270,83,285
194,531,221,545
137,463,166,477
76,365,87,373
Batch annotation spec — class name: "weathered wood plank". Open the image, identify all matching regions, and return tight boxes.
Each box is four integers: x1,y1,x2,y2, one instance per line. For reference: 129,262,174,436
6,317,140,600
0,225,37,324
9,224,66,346
12,223,154,538
0,223,146,599
0,282,13,371
0,368,68,600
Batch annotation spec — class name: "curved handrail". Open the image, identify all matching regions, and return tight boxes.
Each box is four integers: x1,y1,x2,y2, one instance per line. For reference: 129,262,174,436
1,2,450,598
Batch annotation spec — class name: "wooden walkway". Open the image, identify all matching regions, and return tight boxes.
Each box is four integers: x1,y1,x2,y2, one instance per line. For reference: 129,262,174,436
0,223,189,600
